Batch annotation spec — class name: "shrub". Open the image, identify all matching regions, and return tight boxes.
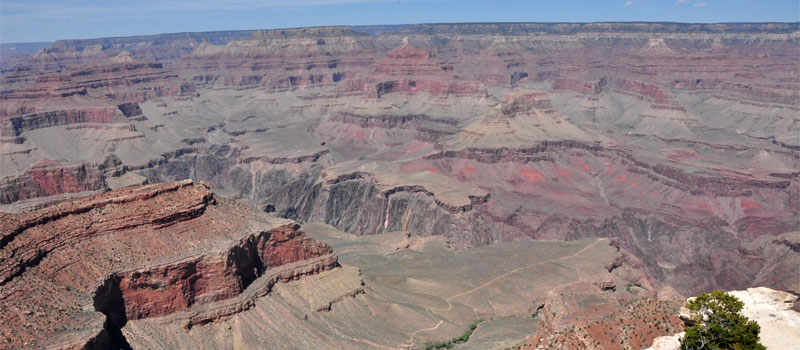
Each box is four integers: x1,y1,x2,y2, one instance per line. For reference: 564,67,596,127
680,290,765,350
425,320,482,350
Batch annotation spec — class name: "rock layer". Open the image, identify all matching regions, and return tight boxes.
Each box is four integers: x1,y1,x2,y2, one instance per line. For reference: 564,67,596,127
0,180,336,349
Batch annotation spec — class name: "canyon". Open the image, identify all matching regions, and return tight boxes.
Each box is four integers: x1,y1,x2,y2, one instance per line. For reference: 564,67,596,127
1,22,798,349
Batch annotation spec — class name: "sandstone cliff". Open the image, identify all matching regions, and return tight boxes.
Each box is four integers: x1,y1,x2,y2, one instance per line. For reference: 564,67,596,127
0,180,337,349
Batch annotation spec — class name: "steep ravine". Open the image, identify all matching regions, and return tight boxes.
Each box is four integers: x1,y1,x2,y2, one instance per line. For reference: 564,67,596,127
141,153,495,248
135,149,799,297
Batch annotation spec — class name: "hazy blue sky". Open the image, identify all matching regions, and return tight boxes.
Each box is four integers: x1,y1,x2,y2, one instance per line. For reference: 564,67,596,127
1,0,798,43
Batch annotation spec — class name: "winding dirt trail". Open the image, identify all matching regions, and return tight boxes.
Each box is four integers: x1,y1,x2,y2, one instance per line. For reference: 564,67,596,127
428,239,603,312
394,239,606,348
400,239,602,348
399,239,604,348
404,320,444,348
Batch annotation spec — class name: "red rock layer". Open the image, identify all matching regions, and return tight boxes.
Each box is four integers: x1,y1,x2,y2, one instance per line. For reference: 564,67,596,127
513,298,685,350
0,160,107,205
107,223,331,321
0,180,336,349
1,108,120,136
360,41,484,98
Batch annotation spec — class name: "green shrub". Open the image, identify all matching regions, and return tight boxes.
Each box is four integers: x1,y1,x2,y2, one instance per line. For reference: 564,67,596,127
424,320,483,350
680,290,766,350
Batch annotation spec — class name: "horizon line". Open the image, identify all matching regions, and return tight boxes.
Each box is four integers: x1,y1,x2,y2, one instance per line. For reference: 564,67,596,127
2,20,798,45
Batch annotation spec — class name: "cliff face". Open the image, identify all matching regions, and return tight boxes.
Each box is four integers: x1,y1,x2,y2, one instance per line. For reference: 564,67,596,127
1,22,798,307
0,181,336,349
0,160,107,204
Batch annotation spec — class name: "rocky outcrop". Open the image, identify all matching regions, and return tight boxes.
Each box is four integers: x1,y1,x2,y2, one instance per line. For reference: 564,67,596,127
644,163,791,197
605,254,625,273
1,180,213,285
240,149,330,165
116,102,143,118
355,39,485,98
96,222,334,321
1,108,119,136
773,237,800,253
512,264,686,350
0,181,337,349
647,287,800,350
259,167,494,248
329,112,458,130
515,299,684,350
0,160,107,205
424,140,605,163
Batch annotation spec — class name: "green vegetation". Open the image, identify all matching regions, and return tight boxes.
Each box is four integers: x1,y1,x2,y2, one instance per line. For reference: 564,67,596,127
680,290,766,350
625,282,645,294
425,320,483,350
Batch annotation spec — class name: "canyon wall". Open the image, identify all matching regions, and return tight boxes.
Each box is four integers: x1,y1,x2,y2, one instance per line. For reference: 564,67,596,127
1,22,797,303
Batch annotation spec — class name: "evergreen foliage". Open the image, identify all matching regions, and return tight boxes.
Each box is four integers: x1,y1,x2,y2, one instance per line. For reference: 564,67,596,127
680,290,766,350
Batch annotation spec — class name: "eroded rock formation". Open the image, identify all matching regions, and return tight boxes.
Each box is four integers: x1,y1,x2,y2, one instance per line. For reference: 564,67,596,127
0,180,336,349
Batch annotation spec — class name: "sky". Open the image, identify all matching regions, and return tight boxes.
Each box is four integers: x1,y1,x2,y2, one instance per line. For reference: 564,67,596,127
1,0,798,44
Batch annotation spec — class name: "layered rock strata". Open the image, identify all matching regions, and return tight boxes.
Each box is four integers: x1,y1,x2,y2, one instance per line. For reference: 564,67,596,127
0,22,797,307
0,180,337,349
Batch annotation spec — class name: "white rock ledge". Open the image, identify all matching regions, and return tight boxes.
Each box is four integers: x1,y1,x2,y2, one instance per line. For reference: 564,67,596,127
647,287,800,350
